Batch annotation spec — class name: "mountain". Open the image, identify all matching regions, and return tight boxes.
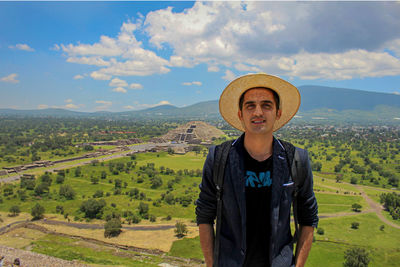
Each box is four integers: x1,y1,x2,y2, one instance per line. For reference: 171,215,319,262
1,86,399,124
298,85,400,111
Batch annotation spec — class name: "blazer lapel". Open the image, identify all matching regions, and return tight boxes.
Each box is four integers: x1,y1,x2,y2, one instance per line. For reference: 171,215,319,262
270,138,290,250
229,136,246,227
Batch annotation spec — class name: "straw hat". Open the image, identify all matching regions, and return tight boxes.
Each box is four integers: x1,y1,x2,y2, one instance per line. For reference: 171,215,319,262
219,73,300,132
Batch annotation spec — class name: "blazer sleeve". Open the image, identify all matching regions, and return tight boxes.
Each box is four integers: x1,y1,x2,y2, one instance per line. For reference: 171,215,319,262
195,145,218,225
296,148,319,228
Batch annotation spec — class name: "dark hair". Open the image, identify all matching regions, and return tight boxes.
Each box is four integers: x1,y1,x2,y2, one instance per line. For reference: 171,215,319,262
238,87,280,111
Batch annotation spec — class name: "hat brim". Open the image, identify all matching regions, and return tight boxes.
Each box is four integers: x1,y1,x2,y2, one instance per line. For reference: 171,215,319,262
219,73,300,132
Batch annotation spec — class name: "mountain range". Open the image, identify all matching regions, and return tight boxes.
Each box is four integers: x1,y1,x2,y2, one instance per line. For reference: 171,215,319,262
1,86,399,124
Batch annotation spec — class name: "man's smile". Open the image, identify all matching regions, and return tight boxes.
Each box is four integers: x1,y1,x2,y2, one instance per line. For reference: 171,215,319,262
251,118,266,124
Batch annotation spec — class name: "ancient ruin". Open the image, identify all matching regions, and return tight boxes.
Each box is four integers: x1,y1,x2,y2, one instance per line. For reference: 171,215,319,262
154,121,225,144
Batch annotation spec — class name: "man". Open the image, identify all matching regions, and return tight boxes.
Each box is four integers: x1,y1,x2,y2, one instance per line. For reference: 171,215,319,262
196,73,318,267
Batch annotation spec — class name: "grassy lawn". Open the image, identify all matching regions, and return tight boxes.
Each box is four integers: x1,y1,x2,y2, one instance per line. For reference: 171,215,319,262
135,151,206,171
170,213,400,267
31,234,162,266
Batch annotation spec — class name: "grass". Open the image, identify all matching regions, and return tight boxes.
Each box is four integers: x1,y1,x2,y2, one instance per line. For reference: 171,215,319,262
169,235,203,260
135,151,206,171
31,234,162,266
169,213,400,267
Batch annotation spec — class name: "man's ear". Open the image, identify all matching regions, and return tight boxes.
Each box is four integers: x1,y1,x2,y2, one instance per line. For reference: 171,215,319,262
276,109,282,120
238,109,243,121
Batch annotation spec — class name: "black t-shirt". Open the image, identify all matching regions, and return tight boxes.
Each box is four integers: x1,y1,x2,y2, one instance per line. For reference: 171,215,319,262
243,148,272,267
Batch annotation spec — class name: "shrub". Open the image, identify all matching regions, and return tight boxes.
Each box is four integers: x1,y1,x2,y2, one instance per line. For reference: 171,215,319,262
9,205,20,216
59,185,76,200
93,190,104,198
31,203,45,220
175,221,188,238
343,247,370,267
352,203,362,212
104,218,122,238
80,198,106,219
56,175,65,184
351,222,360,229
149,214,156,222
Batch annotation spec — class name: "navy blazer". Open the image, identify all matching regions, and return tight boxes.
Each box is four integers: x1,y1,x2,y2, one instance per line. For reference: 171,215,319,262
196,135,318,267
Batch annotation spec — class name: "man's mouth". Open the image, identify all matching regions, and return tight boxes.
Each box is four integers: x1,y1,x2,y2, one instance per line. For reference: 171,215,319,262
251,119,266,125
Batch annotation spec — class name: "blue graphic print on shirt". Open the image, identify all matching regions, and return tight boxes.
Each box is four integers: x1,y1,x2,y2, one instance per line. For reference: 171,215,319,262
245,170,272,188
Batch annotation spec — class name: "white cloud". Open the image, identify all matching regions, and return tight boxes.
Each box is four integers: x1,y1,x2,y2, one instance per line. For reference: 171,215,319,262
73,75,84,80
9,43,34,52
65,103,79,109
57,2,400,82
96,100,112,105
112,87,127,93
37,104,48,109
65,99,73,103
61,21,170,77
129,83,143,90
51,44,60,51
393,91,400,95
208,65,220,72
90,71,111,81
123,105,135,109
67,56,110,66
143,1,400,81
109,78,128,87
95,100,112,111
1,73,19,83
222,70,236,81
182,81,202,86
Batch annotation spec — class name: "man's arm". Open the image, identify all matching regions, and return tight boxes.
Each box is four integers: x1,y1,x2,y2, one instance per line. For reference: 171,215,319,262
199,224,215,267
294,225,314,267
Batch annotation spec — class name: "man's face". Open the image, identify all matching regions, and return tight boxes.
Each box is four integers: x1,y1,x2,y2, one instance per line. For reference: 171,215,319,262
238,88,281,135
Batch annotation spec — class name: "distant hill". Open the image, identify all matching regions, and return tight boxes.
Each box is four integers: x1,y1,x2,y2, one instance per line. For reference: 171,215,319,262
1,86,399,124
298,85,400,111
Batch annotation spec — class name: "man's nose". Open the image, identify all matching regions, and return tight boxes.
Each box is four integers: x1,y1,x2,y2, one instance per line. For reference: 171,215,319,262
253,104,263,116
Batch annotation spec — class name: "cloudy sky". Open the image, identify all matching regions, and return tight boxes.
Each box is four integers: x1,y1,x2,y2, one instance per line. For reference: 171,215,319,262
1,1,400,112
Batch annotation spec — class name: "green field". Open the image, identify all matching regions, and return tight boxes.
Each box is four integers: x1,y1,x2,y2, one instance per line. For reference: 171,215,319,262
1,149,399,266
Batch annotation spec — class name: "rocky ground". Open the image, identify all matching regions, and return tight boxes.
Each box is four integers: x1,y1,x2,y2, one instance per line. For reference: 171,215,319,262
0,244,89,267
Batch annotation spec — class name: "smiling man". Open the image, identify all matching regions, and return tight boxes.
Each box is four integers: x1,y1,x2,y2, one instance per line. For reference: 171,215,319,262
196,73,319,267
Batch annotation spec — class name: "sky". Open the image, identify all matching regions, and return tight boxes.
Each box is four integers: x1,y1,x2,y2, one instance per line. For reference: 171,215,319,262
1,1,400,112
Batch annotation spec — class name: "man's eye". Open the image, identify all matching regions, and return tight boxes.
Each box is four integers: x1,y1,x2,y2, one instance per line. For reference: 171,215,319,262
246,104,255,109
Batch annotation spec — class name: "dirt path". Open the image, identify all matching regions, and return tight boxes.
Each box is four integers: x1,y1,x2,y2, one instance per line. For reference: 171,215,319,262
355,185,400,229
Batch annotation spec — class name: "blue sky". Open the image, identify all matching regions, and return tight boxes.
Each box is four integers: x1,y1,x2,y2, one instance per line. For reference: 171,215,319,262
1,1,400,112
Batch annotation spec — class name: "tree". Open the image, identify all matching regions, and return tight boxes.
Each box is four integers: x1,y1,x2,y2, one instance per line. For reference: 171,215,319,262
104,218,122,238
91,177,99,184
343,247,370,267
150,176,163,189
317,228,324,235
59,185,76,200
9,205,20,217
312,161,322,172
80,199,106,219
352,203,362,212
351,222,360,229
31,203,45,220
175,221,188,238
40,173,52,186
56,174,65,184
114,179,122,188
74,166,82,177
34,183,49,196
138,202,149,219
